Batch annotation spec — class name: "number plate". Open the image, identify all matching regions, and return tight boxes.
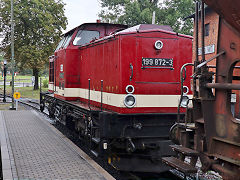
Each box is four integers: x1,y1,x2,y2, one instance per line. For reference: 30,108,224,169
142,58,173,67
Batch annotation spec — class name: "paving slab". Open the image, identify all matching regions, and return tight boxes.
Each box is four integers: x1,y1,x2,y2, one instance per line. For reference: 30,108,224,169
0,110,114,180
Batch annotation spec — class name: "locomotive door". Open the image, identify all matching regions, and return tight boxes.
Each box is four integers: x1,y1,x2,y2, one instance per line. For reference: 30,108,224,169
55,49,65,92
135,36,180,93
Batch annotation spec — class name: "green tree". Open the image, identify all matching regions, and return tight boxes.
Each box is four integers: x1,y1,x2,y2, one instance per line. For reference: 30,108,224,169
0,0,67,89
162,0,195,35
99,0,194,35
99,0,161,25
0,52,5,76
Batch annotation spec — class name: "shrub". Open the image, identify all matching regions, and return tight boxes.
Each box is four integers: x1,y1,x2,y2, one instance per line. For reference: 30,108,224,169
42,79,48,88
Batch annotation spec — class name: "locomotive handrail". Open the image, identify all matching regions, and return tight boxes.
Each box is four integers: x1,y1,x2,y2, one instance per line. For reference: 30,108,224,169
180,63,194,99
177,63,194,126
101,80,103,111
130,63,133,81
88,79,91,111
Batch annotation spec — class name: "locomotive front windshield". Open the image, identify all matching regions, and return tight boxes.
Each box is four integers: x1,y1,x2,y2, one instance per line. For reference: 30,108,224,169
73,30,99,46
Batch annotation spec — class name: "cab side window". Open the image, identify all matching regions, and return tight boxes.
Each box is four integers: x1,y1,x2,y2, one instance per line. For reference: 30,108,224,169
55,32,73,51
62,34,73,48
73,30,100,46
55,37,65,51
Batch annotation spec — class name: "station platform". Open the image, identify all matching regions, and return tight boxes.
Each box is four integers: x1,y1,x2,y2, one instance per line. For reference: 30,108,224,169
0,110,114,180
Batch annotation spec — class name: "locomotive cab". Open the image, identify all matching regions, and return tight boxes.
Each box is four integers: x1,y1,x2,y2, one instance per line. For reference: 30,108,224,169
49,23,128,99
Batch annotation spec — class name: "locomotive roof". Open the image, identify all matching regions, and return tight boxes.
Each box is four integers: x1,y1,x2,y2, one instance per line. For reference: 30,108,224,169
115,24,192,39
118,24,173,33
63,23,191,39
63,22,128,35
89,24,192,45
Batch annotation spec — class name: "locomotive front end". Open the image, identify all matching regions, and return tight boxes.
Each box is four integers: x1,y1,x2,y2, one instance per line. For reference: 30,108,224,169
104,25,193,172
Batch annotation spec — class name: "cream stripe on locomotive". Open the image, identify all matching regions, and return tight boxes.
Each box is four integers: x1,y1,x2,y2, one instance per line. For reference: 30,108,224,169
49,85,191,108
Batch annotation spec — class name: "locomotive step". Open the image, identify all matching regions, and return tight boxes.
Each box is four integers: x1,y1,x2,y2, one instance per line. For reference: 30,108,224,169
170,145,199,156
162,157,197,174
92,137,100,144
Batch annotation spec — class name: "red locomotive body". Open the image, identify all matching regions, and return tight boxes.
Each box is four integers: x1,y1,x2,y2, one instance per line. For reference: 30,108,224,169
50,23,192,114
41,22,192,173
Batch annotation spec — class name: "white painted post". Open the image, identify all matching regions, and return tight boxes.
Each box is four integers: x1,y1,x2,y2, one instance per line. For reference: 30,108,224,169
152,11,156,24
16,99,18,110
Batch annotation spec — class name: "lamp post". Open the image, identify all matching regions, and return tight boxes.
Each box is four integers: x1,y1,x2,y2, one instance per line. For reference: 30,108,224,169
3,60,7,103
10,0,15,110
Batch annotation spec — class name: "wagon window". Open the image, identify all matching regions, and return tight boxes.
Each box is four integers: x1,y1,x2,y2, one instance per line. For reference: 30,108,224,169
73,30,99,46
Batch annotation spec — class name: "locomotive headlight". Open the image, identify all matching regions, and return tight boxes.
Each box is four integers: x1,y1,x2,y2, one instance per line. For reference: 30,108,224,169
154,40,163,50
124,94,136,108
180,95,190,108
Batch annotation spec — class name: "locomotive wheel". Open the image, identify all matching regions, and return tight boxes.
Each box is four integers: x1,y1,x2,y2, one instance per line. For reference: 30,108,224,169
169,123,180,144
48,103,55,119
49,111,55,118
66,115,75,130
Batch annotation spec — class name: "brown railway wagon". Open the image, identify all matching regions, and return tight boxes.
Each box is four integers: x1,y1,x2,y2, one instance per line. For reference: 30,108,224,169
164,0,240,179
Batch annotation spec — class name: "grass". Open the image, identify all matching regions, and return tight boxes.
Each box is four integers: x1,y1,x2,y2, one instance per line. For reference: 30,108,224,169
16,87,48,100
0,75,49,83
0,75,49,111
1,86,48,100
0,75,49,100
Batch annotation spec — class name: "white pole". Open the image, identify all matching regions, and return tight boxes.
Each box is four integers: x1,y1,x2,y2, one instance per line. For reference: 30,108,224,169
152,11,156,24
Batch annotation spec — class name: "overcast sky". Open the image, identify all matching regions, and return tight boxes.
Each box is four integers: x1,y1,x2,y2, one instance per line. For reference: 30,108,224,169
62,0,101,33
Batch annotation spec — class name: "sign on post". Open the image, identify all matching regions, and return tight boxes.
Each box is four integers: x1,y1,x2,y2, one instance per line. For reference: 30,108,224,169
13,92,21,99
13,92,21,110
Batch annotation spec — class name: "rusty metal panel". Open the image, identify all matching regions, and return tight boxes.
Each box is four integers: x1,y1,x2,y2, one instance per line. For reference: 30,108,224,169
203,0,240,33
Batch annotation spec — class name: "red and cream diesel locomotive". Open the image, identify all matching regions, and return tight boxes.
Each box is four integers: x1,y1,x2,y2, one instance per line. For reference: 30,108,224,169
40,22,193,173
